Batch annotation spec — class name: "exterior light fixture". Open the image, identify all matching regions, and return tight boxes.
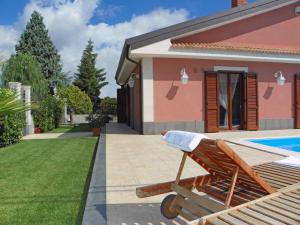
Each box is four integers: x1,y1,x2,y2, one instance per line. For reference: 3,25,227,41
128,75,135,88
180,68,189,85
274,71,286,86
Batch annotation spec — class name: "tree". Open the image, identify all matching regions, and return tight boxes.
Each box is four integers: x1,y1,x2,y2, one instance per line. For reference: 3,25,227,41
73,39,108,106
15,11,62,86
1,53,48,101
58,85,92,123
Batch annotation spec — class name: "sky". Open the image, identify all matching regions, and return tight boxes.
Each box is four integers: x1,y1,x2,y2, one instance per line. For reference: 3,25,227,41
0,0,256,97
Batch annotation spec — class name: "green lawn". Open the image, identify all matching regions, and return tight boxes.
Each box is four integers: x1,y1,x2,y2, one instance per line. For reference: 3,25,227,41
49,124,91,133
0,137,98,225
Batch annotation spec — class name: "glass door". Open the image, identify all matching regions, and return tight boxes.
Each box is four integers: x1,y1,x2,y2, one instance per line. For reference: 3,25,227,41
218,72,243,130
230,74,242,129
218,73,229,129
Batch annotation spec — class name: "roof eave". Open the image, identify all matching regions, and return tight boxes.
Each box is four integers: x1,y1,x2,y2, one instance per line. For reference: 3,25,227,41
115,0,300,84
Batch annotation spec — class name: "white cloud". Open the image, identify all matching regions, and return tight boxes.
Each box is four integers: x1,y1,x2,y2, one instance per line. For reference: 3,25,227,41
0,0,189,97
96,4,123,18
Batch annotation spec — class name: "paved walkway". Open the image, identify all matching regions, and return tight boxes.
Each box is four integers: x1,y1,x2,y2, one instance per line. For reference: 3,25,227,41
23,132,93,140
82,123,295,225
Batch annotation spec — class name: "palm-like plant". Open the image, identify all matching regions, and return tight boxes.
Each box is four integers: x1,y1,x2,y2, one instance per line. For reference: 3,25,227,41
0,93,29,117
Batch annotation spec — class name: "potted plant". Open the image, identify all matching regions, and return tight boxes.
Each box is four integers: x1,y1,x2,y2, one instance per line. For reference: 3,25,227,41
34,127,41,134
88,113,112,136
90,118,103,136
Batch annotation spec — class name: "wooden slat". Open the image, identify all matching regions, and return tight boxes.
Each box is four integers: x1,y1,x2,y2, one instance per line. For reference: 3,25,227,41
256,201,300,222
255,169,300,184
228,211,268,225
249,204,299,225
175,196,211,217
214,180,264,201
176,153,188,183
203,185,250,206
196,183,300,225
264,199,300,214
136,175,209,198
258,175,290,187
238,208,285,225
171,183,225,212
279,194,300,204
255,164,300,181
176,208,195,221
270,197,300,210
216,140,275,194
284,192,300,200
206,218,230,225
218,214,249,225
264,163,300,175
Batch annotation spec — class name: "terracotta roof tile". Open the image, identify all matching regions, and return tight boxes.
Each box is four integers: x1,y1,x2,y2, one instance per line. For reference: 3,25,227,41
171,42,300,54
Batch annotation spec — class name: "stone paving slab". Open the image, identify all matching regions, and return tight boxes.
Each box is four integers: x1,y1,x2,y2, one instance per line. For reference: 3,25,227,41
23,132,93,140
83,123,294,225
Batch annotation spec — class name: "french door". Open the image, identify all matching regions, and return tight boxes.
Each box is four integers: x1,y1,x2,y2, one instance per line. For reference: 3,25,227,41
218,72,243,130
205,71,258,133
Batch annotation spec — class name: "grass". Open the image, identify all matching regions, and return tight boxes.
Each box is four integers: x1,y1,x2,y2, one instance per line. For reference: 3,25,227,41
48,124,91,133
0,137,98,225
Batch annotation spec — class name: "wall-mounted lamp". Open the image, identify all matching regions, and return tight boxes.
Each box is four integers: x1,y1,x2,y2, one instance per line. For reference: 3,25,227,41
128,74,135,88
274,71,286,86
180,68,189,85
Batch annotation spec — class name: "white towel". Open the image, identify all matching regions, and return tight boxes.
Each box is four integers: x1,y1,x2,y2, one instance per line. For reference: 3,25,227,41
275,156,300,168
163,130,209,152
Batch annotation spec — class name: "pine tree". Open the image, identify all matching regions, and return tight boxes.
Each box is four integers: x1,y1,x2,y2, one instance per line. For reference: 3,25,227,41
15,11,62,86
74,39,108,104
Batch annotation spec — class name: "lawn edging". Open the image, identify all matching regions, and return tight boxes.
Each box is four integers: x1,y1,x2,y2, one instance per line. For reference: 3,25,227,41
81,127,106,225
76,135,100,224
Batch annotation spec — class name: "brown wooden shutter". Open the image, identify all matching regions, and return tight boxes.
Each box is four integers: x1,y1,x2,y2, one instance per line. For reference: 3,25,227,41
205,71,219,133
244,73,258,131
295,75,300,129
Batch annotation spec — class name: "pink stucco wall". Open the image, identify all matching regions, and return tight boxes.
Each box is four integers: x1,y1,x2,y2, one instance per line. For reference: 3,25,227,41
153,58,296,122
174,3,300,49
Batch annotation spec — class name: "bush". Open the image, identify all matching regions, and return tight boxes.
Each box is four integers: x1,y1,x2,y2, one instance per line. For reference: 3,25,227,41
58,85,92,123
0,89,25,147
32,96,63,132
87,113,112,128
100,97,117,115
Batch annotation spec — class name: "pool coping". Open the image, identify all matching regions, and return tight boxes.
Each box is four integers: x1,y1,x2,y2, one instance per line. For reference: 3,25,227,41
227,135,300,157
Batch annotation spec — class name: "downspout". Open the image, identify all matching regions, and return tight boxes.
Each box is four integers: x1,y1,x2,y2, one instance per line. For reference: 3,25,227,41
126,46,143,134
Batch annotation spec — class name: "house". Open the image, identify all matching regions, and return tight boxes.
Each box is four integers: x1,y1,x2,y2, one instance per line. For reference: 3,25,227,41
115,0,300,134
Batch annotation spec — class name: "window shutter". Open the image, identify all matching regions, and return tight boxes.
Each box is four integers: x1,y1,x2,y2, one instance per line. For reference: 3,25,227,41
295,75,300,129
205,71,219,133
244,73,258,131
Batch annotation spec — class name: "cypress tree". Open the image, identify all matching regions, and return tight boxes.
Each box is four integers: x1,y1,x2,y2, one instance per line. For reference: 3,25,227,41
74,39,108,105
15,11,62,86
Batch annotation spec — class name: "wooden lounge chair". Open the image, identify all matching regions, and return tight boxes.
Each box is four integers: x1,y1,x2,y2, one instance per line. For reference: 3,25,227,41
136,133,300,222
197,182,300,225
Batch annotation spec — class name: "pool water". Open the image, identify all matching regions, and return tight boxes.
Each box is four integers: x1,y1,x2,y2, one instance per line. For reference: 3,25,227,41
249,136,300,153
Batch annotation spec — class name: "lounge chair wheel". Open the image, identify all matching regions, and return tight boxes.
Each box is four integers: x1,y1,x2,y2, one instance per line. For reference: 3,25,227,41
160,194,180,219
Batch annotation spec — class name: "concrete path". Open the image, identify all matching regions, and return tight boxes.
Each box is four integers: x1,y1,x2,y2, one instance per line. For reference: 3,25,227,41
23,132,93,140
82,123,288,225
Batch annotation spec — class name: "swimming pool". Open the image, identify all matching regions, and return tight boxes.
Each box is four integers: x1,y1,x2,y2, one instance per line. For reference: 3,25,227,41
249,136,300,153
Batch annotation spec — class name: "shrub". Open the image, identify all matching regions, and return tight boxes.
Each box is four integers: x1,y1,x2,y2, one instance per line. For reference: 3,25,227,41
100,97,117,115
0,89,25,147
58,85,92,123
32,96,63,132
